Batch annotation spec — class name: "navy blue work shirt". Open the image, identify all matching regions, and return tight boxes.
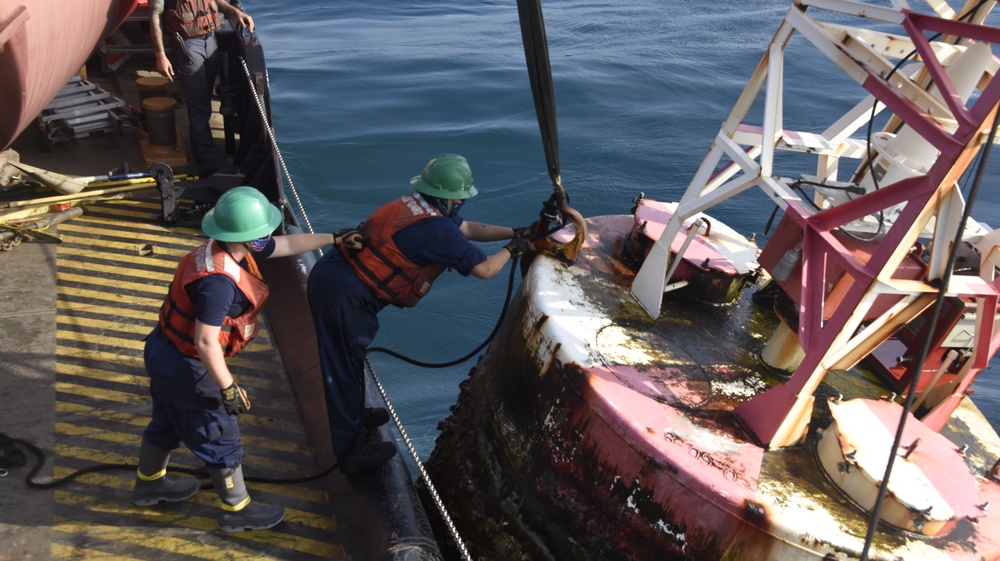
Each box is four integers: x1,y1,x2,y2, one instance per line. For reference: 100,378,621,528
393,211,487,275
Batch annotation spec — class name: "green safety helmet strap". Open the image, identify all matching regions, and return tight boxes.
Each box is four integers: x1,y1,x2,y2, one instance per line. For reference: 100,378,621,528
410,154,479,200
201,186,283,242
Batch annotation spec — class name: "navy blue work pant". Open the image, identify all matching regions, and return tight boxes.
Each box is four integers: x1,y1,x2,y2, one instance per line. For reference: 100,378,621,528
307,252,387,457
141,326,245,469
171,33,225,171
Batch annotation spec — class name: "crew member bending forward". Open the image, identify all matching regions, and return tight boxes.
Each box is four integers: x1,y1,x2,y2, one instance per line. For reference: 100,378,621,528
307,154,534,474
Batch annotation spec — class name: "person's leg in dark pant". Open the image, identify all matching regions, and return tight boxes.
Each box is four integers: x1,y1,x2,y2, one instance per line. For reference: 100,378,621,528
307,256,396,473
174,34,225,172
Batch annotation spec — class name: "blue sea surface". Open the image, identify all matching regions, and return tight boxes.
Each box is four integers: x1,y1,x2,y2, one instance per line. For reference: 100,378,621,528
250,0,1000,463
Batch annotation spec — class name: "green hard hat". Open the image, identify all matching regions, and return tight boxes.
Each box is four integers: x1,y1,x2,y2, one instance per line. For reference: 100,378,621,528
410,154,478,200
201,186,282,242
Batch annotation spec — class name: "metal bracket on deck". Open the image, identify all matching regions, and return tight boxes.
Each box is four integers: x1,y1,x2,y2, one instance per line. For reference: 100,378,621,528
152,163,240,225
151,163,217,225
152,163,183,224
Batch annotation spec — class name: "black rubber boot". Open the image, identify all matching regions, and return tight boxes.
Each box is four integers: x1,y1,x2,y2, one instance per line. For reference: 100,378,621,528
338,440,398,474
209,465,284,533
131,439,199,506
360,407,390,429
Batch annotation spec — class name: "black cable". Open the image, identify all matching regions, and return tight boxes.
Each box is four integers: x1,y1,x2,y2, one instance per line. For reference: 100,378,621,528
841,0,988,244
0,431,27,469
368,255,520,368
0,431,339,490
858,50,998,561
2,254,523,490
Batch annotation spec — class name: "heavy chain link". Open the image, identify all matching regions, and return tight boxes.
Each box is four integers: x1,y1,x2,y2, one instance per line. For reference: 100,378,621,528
0,235,23,251
365,356,472,561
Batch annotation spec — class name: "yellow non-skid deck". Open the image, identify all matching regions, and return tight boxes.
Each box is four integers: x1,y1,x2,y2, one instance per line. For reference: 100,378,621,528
43,195,342,559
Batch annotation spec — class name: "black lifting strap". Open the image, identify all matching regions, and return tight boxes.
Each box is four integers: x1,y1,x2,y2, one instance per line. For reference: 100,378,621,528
517,0,563,201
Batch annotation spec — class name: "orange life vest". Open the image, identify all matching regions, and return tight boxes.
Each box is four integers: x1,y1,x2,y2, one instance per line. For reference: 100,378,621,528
158,240,269,357
343,194,446,308
164,0,222,39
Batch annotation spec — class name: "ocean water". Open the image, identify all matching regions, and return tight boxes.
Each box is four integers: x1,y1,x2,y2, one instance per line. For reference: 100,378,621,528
250,0,1000,463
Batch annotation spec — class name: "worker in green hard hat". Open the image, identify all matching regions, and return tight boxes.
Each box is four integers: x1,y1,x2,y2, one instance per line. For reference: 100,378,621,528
307,154,536,474
132,186,361,533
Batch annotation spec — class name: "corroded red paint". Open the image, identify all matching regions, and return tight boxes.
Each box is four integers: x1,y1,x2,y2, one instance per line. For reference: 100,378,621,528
424,211,1000,560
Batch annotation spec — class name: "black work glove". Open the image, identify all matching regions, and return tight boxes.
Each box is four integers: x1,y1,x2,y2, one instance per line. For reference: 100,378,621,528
220,382,251,416
334,228,364,251
512,226,532,240
504,238,533,258
515,219,546,241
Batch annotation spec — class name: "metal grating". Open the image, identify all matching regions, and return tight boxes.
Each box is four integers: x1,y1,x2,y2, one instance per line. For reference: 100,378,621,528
52,196,344,560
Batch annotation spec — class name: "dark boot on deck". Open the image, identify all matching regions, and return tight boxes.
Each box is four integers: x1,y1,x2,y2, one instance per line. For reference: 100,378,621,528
209,465,284,533
131,439,199,506
338,440,397,475
360,406,390,429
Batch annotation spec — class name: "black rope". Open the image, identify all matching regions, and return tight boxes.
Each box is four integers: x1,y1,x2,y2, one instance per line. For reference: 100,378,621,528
517,0,562,200
368,255,521,368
